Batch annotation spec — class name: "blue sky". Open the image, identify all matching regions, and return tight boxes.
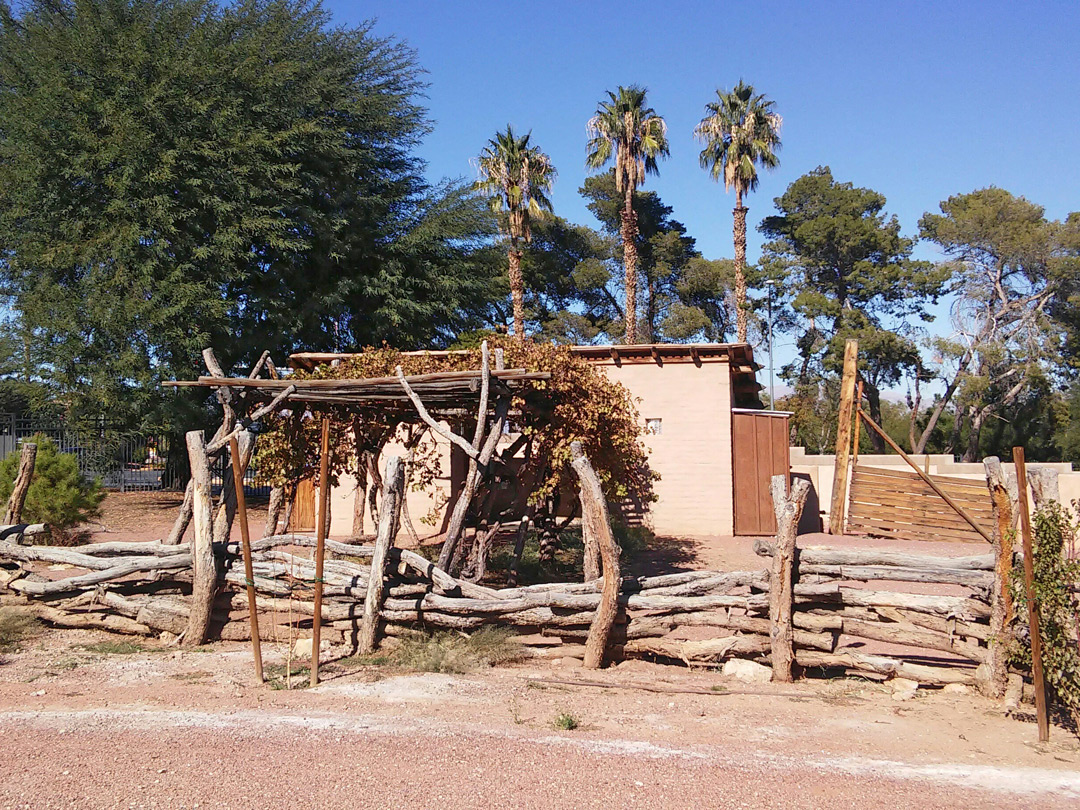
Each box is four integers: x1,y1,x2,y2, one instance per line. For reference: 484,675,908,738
327,0,1079,375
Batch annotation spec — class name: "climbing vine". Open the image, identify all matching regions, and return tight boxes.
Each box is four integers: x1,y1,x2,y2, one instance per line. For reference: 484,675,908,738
253,337,657,513
1008,501,1080,728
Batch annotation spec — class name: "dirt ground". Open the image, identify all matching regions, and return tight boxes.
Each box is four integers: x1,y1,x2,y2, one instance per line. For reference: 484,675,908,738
0,492,1076,808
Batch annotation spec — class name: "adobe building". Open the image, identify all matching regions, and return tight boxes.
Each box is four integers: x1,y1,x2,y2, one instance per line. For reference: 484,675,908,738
289,343,789,538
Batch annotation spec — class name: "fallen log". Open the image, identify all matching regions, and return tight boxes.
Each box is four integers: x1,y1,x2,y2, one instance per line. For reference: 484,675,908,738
0,524,48,544
0,543,191,573
29,604,153,636
795,649,976,686
9,555,194,596
625,634,770,664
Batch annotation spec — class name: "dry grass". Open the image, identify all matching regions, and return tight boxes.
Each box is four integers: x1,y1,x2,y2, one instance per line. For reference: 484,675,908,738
358,627,523,675
0,607,40,652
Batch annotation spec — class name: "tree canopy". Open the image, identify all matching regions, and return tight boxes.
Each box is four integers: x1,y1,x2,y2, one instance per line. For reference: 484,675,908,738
0,0,499,428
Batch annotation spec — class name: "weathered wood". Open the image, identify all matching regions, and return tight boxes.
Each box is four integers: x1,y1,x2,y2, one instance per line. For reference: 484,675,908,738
1028,467,1060,509
796,564,991,588
212,430,254,551
230,436,263,683
394,548,499,600
625,634,770,664
263,485,285,540
3,443,37,526
856,409,992,543
184,430,216,646
0,523,47,544
358,456,405,655
753,539,994,570
793,586,990,620
1013,446,1049,742
310,419,332,687
769,474,810,682
795,649,976,685
838,617,986,663
984,456,1016,698
29,604,153,636
829,339,858,533
507,512,532,587
5,556,191,595
571,442,620,669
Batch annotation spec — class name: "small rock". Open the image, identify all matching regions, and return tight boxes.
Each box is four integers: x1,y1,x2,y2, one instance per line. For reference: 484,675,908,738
159,631,179,646
30,690,45,697
559,656,583,669
291,637,330,658
943,683,970,695
890,677,919,693
721,659,771,684
891,690,917,702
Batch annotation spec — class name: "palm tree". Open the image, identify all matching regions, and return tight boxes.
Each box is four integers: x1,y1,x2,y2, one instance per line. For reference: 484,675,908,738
474,125,556,339
586,86,669,343
694,81,782,343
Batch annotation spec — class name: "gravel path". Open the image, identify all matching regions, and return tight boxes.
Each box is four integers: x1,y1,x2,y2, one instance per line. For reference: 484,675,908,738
1,705,1076,810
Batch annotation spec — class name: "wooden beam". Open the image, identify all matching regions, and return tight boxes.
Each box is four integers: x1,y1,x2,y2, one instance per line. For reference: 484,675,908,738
309,418,331,687
983,456,1015,698
183,431,216,646
358,455,405,654
829,339,858,534
1013,446,1049,742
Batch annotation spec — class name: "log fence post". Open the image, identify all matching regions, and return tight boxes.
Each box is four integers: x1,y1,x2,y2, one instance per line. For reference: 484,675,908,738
3,442,37,527
983,456,1015,698
358,455,406,655
1013,446,1050,742
310,419,332,686
570,442,620,670
230,435,263,683
769,474,810,682
829,339,858,534
183,431,216,646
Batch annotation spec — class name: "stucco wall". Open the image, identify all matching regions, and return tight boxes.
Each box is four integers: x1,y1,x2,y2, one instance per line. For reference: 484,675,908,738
591,358,734,536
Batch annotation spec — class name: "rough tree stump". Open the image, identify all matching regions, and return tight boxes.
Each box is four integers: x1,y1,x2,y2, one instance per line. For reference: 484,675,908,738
3,442,37,526
358,456,406,655
769,474,810,682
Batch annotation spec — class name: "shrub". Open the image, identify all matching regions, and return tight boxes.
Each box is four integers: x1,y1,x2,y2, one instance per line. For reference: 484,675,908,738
387,627,523,673
1008,502,1080,728
0,435,105,542
0,607,39,652
552,711,580,731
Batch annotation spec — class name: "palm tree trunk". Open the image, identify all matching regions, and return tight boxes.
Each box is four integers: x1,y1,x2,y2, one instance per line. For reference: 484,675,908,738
733,192,749,343
508,244,525,339
621,185,639,344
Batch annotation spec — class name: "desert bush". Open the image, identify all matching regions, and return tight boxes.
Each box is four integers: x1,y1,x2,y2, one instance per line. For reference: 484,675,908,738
0,435,104,543
552,711,580,730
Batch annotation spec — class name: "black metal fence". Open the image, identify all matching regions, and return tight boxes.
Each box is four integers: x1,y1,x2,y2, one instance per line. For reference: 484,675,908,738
0,414,269,494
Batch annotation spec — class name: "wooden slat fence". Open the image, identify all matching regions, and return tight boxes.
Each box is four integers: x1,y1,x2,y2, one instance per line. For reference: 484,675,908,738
847,464,993,543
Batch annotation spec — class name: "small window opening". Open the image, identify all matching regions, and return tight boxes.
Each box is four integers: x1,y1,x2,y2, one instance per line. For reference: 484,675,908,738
645,418,662,435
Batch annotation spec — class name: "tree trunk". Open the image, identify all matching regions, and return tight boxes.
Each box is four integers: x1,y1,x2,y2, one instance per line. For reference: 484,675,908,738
262,486,284,540
352,422,368,536
621,184,639,344
212,431,254,549
864,383,887,453
963,408,984,463
570,442,621,669
733,194,749,343
508,244,525,340
3,442,36,525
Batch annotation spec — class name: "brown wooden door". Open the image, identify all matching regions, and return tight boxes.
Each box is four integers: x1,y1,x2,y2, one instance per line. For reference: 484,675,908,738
291,477,316,531
732,410,791,535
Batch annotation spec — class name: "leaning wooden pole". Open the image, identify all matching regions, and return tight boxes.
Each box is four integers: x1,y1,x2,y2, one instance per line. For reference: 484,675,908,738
859,408,992,543
769,474,811,682
570,441,620,670
230,435,263,683
829,339,858,534
358,455,405,655
183,431,216,646
3,442,37,526
310,418,332,687
1013,446,1050,742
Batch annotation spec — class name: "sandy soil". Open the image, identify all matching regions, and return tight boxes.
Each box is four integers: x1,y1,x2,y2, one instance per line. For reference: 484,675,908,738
1,492,1072,807
0,625,1078,809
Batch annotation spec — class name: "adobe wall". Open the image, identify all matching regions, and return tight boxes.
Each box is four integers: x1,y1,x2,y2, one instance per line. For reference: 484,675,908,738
590,358,735,536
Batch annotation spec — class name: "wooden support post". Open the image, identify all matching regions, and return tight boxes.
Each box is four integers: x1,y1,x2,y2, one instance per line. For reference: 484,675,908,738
230,436,263,683
851,381,863,470
570,442,620,670
358,455,406,655
769,474,810,682
983,456,1016,698
310,419,332,687
3,442,37,526
858,408,992,543
830,339,858,534
184,431,216,646
1013,446,1049,742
